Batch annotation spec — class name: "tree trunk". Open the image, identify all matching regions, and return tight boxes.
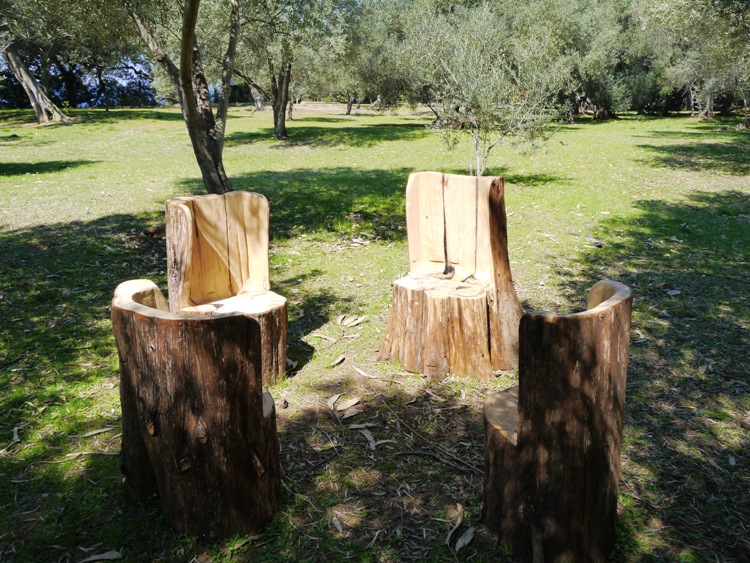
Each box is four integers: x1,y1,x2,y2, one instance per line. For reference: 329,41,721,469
269,50,291,139
3,44,70,124
179,0,236,194
484,280,633,562
112,279,280,536
131,0,238,194
287,98,294,121
346,93,354,115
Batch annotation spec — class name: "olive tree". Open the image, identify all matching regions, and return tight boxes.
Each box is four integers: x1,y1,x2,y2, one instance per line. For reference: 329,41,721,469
402,1,568,175
126,0,239,194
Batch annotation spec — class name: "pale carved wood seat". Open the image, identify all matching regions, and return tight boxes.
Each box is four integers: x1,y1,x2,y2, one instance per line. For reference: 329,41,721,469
483,279,634,561
165,191,287,385
378,172,523,379
111,279,280,536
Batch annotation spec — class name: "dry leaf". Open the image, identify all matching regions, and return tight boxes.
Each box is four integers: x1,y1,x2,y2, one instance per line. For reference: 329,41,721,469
286,357,298,369
311,333,338,343
341,408,363,419
353,366,377,379
445,503,464,545
359,429,376,450
348,423,375,429
666,289,681,296
425,389,446,403
79,550,122,563
374,439,396,447
326,393,344,410
729,455,737,466
366,530,381,548
330,355,346,367
335,314,346,324
70,427,117,439
455,527,475,552
332,516,343,534
344,315,367,327
336,397,361,411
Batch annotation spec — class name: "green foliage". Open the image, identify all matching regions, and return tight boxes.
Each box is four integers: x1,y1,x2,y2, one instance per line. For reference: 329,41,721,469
398,1,568,174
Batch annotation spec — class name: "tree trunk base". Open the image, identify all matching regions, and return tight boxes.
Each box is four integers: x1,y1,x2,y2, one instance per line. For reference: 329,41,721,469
112,279,281,537
379,275,494,380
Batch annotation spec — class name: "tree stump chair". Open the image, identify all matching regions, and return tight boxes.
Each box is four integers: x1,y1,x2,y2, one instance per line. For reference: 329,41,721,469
111,279,281,536
378,172,523,380
483,279,634,562
165,190,287,385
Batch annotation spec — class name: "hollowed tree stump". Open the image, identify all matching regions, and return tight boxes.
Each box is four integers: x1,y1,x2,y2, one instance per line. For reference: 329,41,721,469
379,172,522,379
483,280,633,561
112,279,281,536
166,191,287,386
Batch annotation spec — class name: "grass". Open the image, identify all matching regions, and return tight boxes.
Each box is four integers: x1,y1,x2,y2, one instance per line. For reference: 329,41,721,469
1,103,749,561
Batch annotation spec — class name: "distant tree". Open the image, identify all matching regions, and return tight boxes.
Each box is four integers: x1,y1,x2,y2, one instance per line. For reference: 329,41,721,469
635,0,750,117
0,0,72,122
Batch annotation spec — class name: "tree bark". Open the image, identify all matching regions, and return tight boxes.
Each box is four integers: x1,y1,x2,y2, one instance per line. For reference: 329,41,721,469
269,49,291,139
112,279,280,536
180,0,235,194
346,93,355,115
484,280,633,562
3,44,70,124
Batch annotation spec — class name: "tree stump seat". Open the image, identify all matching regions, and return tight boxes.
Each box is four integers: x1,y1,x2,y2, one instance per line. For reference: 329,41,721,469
379,172,523,380
111,279,281,537
483,279,634,561
166,190,287,386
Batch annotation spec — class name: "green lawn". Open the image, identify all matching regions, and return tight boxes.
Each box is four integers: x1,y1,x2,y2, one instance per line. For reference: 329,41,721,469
1,104,749,561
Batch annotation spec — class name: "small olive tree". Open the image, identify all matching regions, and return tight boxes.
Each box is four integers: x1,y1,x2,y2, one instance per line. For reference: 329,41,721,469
402,1,567,176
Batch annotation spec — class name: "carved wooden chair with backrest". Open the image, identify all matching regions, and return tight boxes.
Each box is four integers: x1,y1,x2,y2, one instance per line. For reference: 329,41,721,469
379,172,522,379
483,279,634,561
165,191,287,385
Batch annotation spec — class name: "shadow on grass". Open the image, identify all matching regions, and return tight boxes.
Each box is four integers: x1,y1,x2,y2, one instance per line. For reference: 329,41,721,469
0,209,367,560
224,122,430,149
0,211,183,559
178,167,411,242
0,159,97,176
637,119,750,176
552,189,750,560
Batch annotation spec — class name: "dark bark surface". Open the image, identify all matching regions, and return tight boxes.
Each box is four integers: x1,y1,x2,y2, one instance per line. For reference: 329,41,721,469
112,280,280,536
484,280,633,561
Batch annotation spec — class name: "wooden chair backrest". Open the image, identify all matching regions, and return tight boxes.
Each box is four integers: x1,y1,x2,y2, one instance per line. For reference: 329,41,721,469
166,191,270,312
406,172,502,284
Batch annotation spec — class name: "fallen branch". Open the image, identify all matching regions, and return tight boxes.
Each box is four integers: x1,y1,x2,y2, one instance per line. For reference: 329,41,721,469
379,398,481,475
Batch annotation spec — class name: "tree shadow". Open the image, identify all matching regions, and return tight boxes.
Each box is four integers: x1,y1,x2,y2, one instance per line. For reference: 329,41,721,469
0,210,189,559
0,159,97,176
551,189,750,560
224,122,430,149
177,167,411,242
636,120,750,175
